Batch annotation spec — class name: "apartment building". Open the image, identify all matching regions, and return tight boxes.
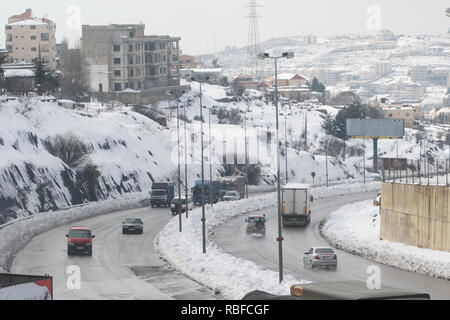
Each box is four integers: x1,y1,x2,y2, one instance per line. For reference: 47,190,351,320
5,9,57,70
81,24,181,93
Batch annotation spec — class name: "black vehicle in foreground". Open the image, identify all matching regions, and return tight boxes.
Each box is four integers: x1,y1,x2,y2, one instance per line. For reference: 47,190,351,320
242,280,430,300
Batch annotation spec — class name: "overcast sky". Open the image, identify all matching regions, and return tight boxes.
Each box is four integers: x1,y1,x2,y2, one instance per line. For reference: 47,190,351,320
1,0,449,55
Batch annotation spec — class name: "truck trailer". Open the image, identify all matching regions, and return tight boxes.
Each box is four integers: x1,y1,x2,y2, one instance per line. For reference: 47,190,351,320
282,184,312,227
220,176,246,199
193,180,221,205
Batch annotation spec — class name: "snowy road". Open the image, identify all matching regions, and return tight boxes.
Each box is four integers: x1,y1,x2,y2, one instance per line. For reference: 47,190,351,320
212,192,450,300
11,206,219,300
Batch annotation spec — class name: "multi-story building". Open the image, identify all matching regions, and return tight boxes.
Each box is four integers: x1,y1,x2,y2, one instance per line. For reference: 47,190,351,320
410,66,427,83
5,9,57,70
375,61,392,77
81,24,181,93
380,105,421,128
377,29,395,41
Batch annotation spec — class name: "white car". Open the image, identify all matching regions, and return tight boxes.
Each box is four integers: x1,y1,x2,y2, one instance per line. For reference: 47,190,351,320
303,247,337,269
223,191,241,201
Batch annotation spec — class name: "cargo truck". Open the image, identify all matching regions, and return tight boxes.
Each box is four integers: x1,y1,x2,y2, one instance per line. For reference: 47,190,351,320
220,176,246,199
193,180,221,205
150,182,175,207
282,184,313,227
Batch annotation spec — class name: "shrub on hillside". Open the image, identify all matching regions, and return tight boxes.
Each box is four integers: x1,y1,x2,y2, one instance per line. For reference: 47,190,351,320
43,132,89,168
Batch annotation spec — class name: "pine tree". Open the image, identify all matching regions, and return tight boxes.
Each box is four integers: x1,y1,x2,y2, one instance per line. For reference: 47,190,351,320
311,77,325,93
33,47,59,95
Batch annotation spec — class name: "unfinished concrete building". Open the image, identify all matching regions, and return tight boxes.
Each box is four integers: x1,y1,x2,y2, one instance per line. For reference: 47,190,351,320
81,24,181,94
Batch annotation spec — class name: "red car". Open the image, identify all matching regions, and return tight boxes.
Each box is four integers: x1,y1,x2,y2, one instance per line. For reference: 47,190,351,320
66,227,95,256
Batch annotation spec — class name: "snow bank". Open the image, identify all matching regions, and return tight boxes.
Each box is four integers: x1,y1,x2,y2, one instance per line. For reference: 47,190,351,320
0,194,148,271
321,200,450,280
158,181,381,299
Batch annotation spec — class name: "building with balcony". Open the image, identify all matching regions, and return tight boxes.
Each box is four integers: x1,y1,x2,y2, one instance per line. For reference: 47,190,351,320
81,24,181,93
4,9,56,70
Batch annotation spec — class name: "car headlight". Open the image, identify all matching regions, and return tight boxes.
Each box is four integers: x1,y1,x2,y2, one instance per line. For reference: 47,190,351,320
86,243,92,246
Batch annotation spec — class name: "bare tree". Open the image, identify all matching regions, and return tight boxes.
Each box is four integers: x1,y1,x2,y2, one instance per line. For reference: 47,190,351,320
60,41,91,102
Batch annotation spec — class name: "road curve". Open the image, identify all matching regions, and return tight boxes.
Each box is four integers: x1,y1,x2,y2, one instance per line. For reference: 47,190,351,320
211,192,450,299
11,206,218,300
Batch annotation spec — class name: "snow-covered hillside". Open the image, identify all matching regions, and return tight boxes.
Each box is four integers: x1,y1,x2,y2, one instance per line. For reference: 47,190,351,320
1,81,448,217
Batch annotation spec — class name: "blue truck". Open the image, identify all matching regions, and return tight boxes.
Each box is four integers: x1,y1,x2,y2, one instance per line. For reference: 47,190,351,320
150,182,175,207
193,180,221,205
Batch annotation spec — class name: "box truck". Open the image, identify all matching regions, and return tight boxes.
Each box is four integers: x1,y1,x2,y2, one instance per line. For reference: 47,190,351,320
282,184,312,227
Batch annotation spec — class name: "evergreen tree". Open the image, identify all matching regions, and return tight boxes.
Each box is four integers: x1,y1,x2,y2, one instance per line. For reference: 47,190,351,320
311,77,326,93
322,103,366,139
34,47,59,95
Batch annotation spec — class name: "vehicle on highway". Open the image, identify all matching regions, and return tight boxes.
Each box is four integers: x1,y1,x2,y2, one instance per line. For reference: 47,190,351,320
282,184,313,227
303,247,337,268
171,197,193,215
245,215,266,236
243,280,430,300
220,176,246,199
66,227,95,256
150,182,175,208
193,180,221,205
122,218,144,234
222,191,241,201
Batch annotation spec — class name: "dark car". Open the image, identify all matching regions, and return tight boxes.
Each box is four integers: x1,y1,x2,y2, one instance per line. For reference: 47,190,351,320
66,227,95,256
245,215,267,236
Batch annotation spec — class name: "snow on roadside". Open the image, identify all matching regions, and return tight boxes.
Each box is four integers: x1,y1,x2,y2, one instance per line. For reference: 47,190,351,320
321,200,450,280
0,194,148,272
158,181,381,299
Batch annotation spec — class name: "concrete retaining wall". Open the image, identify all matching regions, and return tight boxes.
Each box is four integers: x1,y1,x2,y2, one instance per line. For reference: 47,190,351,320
381,182,450,252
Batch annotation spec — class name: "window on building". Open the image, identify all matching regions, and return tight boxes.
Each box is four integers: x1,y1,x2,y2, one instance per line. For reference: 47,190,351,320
31,35,36,40
99,84,103,93
31,47,37,52
129,56,134,64
128,45,133,52
406,113,410,117
145,54,153,64
113,45,121,52
6,35,12,42
114,70,121,77
129,69,134,77
114,83,122,91
114,58,121,65
41,33,49,41
6,45,12,53
30,25,36,30
388,114,393,117
5,26,12,30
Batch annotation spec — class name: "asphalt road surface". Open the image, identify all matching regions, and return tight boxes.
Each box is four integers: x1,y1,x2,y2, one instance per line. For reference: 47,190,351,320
11,205,219,300
212,191,450,300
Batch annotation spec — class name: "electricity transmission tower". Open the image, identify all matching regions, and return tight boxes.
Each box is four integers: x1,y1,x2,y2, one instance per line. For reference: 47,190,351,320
245,0,262,80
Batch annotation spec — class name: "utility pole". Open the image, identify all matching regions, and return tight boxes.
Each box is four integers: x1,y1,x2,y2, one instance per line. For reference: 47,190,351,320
209,108,213,206
304,110,308,152
176,94,182,232
363,139,366,185
184,94,189,219
192,77,209,254
244,110,249,199
285,115,288,184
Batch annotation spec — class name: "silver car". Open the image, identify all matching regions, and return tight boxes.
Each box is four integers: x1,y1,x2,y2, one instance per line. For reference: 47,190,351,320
303,247,337,268
122,218,144,234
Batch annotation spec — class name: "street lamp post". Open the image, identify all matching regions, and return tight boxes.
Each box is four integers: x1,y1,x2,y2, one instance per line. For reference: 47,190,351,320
192,76,209,254
209,108,213,207
285,115,288,184
258,51,294,284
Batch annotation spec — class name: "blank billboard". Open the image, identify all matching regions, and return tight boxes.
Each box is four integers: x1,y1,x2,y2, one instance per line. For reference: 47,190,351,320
346,119,405,139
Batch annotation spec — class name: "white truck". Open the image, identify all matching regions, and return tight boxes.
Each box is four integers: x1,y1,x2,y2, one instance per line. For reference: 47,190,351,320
282,184,313,227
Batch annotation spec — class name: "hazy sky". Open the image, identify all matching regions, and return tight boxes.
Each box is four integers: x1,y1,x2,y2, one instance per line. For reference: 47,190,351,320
1,0,449,55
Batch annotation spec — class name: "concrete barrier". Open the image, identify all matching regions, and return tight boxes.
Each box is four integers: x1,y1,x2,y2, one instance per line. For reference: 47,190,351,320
381,182,449,252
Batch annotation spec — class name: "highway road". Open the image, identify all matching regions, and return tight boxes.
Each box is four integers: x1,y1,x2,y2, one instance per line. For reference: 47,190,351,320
212,191,450,300
11,205,219,300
